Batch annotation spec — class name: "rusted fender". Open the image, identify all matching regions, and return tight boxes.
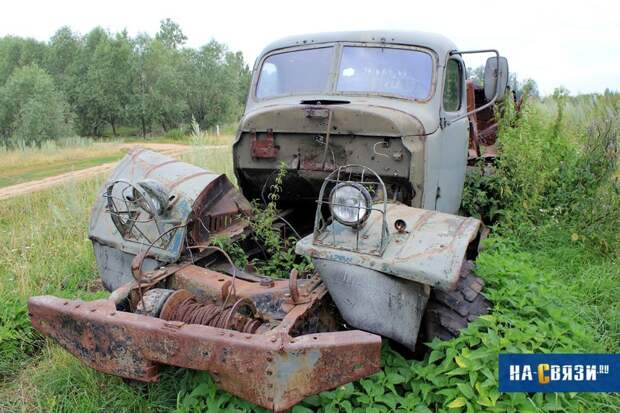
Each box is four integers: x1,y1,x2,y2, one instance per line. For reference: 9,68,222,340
28,295,381,412
297,204,481,290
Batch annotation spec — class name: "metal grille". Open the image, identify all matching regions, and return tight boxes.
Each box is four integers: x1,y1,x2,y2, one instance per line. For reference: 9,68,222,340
103,179,177,250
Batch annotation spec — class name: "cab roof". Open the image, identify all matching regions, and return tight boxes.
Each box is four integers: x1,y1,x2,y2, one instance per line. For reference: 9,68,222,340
258,30,458,61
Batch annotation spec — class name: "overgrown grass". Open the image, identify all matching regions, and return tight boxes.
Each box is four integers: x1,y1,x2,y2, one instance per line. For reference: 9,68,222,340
1,95,619,412
0,153,124,188
0,177,104,381
0,138,124,187
0,133,234,189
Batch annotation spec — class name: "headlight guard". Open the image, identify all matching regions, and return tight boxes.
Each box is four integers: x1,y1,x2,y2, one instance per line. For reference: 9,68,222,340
312,164,389,256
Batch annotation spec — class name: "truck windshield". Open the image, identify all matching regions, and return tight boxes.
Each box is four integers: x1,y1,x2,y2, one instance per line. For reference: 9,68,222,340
255,45,434,100
256,47,334,99
336,46,433,100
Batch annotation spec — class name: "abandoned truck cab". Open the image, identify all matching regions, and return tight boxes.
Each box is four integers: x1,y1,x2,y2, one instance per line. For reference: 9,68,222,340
234,30,509,214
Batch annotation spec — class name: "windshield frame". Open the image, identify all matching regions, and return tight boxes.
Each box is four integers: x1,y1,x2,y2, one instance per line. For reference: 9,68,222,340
253,42,437,103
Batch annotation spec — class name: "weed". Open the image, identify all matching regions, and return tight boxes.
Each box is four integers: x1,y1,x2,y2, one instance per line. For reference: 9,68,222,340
247,161,312,278
209,234,248,269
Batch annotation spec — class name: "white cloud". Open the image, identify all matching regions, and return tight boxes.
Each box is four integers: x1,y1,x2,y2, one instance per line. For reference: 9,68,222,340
1,0,618,95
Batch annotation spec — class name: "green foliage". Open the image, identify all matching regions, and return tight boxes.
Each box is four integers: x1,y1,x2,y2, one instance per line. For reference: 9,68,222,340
497,93,619,252
210,161,312,278
156,18,187,50
460,163,507,223
0,19,250,142
463,91,620,253
0,35,47,86
209,235,249,270
164,128,186,140
247,162,313,278
0,295,42,380
0,64,74,145
175,372,266,412
174,237,619,413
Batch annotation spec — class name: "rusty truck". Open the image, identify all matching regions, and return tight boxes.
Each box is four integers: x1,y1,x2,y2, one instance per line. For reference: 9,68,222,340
29,30,509,411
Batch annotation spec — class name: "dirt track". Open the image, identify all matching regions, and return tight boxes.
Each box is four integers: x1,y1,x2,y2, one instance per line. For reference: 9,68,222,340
0,144,191,201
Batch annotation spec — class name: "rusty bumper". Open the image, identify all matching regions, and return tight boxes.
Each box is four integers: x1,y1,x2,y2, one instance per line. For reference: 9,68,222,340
29,295,381,412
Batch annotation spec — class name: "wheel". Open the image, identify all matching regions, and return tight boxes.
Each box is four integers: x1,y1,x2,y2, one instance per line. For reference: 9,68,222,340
420,261,490,342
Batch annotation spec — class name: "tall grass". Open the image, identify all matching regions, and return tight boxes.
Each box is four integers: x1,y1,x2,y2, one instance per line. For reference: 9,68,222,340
0,143,239,412
0,138,123,180
0,177,104,381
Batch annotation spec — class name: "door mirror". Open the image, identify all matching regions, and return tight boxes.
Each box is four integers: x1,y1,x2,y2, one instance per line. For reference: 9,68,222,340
484,56,509,101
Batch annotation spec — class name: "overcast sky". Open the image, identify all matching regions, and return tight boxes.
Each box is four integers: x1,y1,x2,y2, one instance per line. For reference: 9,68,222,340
2,0,618,95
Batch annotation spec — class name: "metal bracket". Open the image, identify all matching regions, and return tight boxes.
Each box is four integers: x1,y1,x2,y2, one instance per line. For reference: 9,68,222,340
250,128,279,159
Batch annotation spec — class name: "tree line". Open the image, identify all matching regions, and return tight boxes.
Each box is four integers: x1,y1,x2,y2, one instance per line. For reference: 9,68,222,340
0,19,250,145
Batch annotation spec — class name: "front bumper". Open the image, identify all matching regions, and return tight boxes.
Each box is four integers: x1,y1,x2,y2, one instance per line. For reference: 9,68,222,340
29,295,381,412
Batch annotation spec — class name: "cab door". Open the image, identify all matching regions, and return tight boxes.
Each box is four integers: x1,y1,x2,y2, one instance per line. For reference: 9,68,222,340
435,56,468,214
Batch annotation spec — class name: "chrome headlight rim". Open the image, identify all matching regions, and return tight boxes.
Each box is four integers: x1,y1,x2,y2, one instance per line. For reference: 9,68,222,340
328,182,372,227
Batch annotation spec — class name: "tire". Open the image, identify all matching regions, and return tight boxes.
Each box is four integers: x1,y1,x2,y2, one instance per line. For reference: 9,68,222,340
420,261,490,342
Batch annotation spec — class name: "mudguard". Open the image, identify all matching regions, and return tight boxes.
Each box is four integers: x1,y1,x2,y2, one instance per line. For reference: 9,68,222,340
296,203,481,290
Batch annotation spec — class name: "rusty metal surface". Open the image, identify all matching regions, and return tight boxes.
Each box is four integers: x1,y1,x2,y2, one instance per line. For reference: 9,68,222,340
467,80,500,163
88,148,251,291
170,264,323,322
250,128,279,158
234,105,416,206
297,203,481,290
160,290,264,333
29,294,381,412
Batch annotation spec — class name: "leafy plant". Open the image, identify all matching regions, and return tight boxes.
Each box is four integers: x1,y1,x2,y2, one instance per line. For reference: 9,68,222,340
209,234,248,269
247,161,312,278
460,162,508,224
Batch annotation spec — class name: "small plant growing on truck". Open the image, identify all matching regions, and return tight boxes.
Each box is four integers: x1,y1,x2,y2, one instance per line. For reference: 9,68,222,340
28,30,509,411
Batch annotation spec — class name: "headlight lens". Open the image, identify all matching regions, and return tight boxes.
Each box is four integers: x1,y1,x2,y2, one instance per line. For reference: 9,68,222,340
329,183,372,227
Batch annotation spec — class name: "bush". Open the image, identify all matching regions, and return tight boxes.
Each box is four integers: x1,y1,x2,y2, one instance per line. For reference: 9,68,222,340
164,127,186,140
0,64,74,146
464,92,620,253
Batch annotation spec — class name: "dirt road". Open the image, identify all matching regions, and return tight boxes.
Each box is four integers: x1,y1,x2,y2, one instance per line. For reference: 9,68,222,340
0,144,191,201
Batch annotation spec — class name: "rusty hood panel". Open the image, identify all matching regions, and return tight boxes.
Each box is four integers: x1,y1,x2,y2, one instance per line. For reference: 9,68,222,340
296,203,481,290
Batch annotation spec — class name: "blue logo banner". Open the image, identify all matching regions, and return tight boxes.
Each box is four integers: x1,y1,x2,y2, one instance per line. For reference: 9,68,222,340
499,354,620,392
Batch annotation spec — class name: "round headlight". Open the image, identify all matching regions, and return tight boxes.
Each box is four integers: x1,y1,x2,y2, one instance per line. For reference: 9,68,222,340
329,182,372,227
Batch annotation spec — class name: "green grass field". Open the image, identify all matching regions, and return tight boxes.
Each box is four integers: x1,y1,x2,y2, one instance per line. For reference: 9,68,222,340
0,153,124,188
0,98,619,412
0,134,234,190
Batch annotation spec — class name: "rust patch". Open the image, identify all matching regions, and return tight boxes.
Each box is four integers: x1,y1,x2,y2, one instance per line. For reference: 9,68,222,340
29,295,381,412
250,128,279,159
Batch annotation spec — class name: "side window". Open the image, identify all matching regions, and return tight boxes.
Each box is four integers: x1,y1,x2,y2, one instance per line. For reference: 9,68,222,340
443,59,462,112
